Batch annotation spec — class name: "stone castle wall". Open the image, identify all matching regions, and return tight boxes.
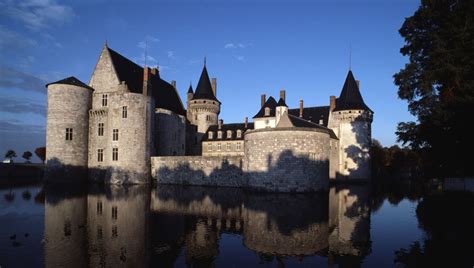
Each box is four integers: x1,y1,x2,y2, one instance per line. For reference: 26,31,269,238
244,128,330,192
154,108,186,156
152,156,246,187
152,127,331,192
88,91,152,184
45,84,91,182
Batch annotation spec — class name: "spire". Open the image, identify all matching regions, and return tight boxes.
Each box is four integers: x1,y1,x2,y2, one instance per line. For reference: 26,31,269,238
204,56,206,67
333,70,371,112
104,39,108,48
187,82,193,93
193,63,218,101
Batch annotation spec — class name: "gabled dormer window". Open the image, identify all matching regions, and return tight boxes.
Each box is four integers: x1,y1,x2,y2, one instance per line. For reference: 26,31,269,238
208,131,213,139
264,107,270,116
237,130,242,138
227,130,232,138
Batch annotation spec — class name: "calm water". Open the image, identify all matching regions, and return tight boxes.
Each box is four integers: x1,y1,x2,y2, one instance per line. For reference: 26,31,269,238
0,183,473,267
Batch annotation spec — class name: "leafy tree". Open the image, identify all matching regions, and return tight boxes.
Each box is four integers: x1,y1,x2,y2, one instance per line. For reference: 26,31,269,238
394,0,474,176
34,147,46,163
22,151,33,163
5,150,16,160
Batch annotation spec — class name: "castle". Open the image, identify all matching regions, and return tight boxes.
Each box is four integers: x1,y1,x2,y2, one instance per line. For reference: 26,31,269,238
45,44,373,191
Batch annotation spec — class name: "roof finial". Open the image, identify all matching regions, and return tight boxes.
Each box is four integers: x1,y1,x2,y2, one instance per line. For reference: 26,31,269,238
349,44,352,71
104,39,108,47
204,56,206,67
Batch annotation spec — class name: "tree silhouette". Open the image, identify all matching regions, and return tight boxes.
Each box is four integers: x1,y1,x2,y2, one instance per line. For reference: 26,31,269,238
34,147,46,163
5,150,16,161
22,151,33,163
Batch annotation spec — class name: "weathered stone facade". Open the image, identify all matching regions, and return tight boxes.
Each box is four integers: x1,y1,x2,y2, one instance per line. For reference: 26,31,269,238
155,108,186,156
45,82,92,182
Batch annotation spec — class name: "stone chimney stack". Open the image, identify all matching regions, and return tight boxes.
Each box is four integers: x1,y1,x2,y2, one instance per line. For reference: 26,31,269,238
280,89,286,101
143,67,150,96
356,80,360,89
211,78,217,96
171,80,176,89
150,67,158,76
330,96,336,112
261,94,266,108
244,117,248,128
299,99,304,117
218,119,223,130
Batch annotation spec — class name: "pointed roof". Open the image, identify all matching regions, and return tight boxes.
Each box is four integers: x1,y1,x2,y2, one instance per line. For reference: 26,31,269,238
46,76,94,90
193,65,218,101
276,97,288,107
106,46,144,94
334,70,371,112
187,83,193,94
253,96,278,118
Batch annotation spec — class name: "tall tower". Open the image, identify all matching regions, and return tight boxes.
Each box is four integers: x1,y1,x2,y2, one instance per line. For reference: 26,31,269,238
328,70,373,180
45,77,92,182
186,62,221,153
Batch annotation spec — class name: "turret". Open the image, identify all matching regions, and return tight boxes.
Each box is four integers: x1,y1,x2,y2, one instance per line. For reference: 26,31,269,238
45,77,93,182
186,61,221,145
328,70,373,180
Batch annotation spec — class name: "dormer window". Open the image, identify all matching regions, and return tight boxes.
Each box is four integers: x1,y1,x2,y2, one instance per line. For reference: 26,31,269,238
237,130,242,138
227,130,232,138
217,131,222,139
319,119,323,125
208,131,213,139
264,107,270,116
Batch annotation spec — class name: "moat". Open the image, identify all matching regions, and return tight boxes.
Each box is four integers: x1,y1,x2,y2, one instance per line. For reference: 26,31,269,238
1,181,473,267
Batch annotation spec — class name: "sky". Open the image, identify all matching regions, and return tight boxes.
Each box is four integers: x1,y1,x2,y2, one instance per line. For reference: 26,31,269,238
0,0,419,162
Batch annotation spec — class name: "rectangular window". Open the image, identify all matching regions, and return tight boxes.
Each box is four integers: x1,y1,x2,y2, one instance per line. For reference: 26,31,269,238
97,201,103,215
102,94,108,107
97,149,104,162
237,143,241,150
98,123,104,136
227,143,231,151
112,148,118,161
113,129,119,141
122,106,127,118
217,143,221,151
65,128,73,140
112,206,118,220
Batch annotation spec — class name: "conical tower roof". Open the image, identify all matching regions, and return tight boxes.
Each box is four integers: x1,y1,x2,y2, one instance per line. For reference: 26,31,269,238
334,70,372,112
193,64,218,101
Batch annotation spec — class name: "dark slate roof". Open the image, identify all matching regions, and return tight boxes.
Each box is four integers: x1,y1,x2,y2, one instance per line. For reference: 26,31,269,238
187,84,193,93
334,70,372,112
107,47,144,94
288,106,330,127
193,65,218,101
253,96,277,118
287,114,338,139
277,97,288,107
46,76,94,90
203,122,255,141
104,46,186,115
150,74,186,116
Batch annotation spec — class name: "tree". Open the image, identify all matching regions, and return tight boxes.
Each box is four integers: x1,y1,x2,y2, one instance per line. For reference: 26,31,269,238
5,150,16,161
394,0,474,176
22,151,33,163
34,147,46,163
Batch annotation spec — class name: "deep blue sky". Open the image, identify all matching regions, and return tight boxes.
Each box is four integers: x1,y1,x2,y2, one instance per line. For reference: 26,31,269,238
0,0,418,162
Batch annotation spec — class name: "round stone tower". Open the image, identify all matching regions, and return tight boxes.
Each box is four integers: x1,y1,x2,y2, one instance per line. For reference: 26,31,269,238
187,63,221,143
45,77,92,182
328,70,373,180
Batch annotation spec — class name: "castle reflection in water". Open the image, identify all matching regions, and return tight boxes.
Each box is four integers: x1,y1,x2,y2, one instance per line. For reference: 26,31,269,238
43,184,371,267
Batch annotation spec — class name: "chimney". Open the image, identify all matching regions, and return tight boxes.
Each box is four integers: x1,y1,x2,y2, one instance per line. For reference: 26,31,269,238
143,67,150,96
280,89,286,101
218,119,223,130
211,78,217,96
244,117,248,128
330,96,336,112
150,67,158,76
261,94,266,108
356,80,360,89
299,99,304,117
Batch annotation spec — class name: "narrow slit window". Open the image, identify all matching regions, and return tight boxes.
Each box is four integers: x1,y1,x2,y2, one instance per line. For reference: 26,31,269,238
122,106,127,118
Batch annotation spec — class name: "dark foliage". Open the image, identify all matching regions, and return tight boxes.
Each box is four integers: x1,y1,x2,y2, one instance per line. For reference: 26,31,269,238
5,149,16,160
34,147,46,163
394,0,474,176
22,151,32,162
